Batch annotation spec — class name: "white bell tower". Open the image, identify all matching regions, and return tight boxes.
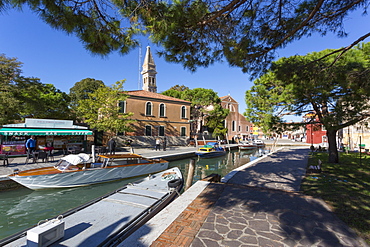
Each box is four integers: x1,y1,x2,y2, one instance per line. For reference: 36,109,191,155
141,46,157,93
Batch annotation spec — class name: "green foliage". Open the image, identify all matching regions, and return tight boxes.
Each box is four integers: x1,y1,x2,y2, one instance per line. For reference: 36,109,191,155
13,0,141,55
15,77,72,120
3,1,367,74
205,104,229,137
182,88,221,107
77,80,134,136
69,78,105,119
0,53,21,124
162,87,229,136
161,89,185,99
245,42,370,163
301,152,370,244
0,54,71,124
168,84,189,91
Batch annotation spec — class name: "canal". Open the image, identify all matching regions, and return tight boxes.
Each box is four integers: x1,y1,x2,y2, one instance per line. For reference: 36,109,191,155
0,148,268,240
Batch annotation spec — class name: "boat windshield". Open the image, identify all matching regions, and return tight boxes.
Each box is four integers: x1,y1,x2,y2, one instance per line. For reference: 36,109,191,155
54,160,72,171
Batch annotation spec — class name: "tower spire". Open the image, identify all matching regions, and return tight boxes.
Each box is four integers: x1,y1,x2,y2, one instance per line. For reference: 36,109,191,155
141,46,157,93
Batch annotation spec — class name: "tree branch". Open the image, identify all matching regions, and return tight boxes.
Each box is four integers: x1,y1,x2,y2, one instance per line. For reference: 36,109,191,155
326,31,370,68
200,0,248,25
252,0,325,56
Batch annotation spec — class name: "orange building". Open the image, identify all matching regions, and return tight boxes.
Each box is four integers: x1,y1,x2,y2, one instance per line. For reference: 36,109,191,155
124,90,191,137
123,46,191,138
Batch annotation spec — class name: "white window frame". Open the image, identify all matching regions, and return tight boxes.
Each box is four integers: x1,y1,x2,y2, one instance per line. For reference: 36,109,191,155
180,126,186,136
181,105,187,119
159,103,166,117
145,102,153,116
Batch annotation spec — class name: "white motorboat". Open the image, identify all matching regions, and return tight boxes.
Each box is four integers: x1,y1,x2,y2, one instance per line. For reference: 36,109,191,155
8,153,169,190
1,167,183,247
238,141,257,150
253,139,265,147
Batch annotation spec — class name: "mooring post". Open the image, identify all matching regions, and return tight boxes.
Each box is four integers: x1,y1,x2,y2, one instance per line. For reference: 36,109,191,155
91,144,95,163
185,158,196,191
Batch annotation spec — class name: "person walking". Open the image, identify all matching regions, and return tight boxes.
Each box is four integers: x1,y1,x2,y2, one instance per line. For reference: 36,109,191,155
163,136,167,151
107,138,116,155
155,138,161,151
26,136,36,156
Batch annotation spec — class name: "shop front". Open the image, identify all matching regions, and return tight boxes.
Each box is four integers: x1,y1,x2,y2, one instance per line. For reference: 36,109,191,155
0,119,93,155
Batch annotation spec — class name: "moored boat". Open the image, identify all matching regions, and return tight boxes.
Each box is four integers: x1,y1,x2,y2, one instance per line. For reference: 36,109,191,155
8,153,169,190
238,141,257,150
195,142,227,158
253,139,265,147
1,167,183,247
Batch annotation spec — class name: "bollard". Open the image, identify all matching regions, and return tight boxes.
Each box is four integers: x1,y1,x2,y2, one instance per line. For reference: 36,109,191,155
185,159,196,191
92,144,95,163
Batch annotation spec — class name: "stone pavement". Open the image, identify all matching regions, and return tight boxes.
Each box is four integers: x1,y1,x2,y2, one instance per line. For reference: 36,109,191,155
150,147,368,247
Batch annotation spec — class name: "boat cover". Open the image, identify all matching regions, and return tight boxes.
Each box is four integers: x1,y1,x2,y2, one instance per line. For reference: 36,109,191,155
61,153,90,165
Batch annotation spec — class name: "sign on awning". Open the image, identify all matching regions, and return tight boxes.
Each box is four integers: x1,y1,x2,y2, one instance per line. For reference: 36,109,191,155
0,128,93,136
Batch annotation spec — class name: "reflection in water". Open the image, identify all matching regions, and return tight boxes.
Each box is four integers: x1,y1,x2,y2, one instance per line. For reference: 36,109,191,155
0,148,268,240
169,148,268,186
0,176,143,240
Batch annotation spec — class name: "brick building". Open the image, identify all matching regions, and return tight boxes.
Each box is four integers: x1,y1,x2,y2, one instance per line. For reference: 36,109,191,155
220,95,253,142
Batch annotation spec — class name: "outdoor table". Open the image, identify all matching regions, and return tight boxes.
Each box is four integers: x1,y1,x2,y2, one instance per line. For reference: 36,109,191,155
42,146,54,155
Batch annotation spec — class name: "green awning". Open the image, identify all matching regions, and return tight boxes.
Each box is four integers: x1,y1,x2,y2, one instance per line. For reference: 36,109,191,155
0,128,93,136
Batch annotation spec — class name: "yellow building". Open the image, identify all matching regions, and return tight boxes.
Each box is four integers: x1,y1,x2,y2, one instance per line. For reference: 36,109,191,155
341,121,370,151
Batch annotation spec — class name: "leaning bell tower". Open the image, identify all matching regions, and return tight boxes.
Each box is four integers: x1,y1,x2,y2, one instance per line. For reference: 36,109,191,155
141,46,157,93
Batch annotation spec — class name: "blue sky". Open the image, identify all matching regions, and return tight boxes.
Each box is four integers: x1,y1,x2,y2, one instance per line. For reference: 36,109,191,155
1,7,369,121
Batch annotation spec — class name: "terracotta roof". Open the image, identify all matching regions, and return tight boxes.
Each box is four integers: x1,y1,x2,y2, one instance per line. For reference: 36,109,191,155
220,95,237,103
125,90,191,103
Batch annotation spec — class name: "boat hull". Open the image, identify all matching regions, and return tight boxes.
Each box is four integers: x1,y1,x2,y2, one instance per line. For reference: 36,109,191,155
9,162,169,190
1,167,183,247
195,151,226,158
238,145,256,150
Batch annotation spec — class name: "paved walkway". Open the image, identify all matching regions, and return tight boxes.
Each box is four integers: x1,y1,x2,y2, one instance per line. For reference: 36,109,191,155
148,147,367,247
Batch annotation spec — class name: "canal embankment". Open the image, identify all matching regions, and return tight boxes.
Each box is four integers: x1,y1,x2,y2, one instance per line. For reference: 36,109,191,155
0,140,310,191
4,142,361,247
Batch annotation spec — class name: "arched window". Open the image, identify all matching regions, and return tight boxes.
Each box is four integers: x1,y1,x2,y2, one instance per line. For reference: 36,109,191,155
181,106,187,119
227,103,235,112
118,101,126,113
232,121,236,131
146,102,153,116
159,103,166,117
246,126,249,132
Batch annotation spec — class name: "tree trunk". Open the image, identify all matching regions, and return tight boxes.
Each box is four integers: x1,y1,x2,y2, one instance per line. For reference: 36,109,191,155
327,129,339,163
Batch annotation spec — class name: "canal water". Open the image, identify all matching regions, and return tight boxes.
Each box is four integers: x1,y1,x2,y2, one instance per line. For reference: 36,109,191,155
0,148,268,240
